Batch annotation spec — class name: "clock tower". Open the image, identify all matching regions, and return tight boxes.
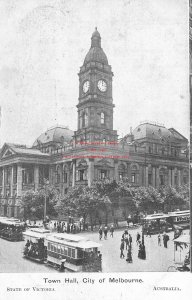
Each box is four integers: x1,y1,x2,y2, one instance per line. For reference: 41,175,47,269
74,28,118,144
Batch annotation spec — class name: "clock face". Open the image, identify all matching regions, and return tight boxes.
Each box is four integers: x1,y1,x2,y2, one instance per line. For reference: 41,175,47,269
83,80,90,93
98,80,107,92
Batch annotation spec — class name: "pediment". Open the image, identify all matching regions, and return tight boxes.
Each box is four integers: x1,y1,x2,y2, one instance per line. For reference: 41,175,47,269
96,159,112,167
0,144,16,159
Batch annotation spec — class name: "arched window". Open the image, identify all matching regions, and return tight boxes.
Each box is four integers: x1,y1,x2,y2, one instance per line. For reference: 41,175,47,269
101,112,105,124
56,166,61,184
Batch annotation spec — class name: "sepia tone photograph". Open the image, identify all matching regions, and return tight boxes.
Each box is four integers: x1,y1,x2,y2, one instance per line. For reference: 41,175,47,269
0,0,190,275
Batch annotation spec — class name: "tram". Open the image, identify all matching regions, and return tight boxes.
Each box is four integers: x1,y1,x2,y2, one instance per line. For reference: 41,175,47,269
23,228,51,263
167,210,190,230
142,213,172,235
0,217,25,241
142,210,190,235
45,233,102,272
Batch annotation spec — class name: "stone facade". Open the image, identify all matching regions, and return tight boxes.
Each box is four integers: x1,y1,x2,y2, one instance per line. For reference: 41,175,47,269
0,29,189,218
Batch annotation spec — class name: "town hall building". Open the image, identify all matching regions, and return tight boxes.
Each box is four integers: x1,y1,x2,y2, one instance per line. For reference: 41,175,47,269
0,28,189,218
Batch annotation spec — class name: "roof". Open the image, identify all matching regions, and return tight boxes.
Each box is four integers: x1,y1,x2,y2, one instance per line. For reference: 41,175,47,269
84,28,108,65
144,214,168,220
10,145,49,156
0,143,49,159
173,234,190,244
46,233,101,249
84,47,108,65
23,229,51,240
33,126,73,147
132,123,187,143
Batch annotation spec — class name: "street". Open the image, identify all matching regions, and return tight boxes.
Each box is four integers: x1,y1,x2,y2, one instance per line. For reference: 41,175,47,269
0,227,189,272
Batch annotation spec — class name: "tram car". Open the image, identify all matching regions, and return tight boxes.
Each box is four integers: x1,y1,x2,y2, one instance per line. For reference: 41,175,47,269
23,228,51,263
45,233,102,272
167,210,190,230
142,213,172,235
0,217,25,241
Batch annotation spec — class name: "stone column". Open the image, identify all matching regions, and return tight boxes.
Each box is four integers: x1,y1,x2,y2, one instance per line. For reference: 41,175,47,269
152,167,156,187
2,167,5,197
139,165,143,186
88,159,94,187
17,164,23,197
178,169,181,186
34,165,39,191
10,166,14,197
114,160,119,182
145,166,148,187
156,167,159,188
172,169,175,186
168,169,172,186
72,160,76,187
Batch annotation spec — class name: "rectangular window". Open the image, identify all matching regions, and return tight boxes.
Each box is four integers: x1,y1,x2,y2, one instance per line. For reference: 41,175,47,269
51,244,54,252
183,177,187,184
131,174,136,183
68,248,72,257
61,246,64,255
148,174,152,185
64,172,67,183
175,176,178,186
78,170,87,181
48,242,50,250
64,247,68,256
119,173,123,180
100,170,107,179
160,175,164,186
72,249,76,258
57,245,61,254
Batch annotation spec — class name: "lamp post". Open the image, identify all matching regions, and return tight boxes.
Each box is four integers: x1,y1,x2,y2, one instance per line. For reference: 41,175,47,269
43,179,49,223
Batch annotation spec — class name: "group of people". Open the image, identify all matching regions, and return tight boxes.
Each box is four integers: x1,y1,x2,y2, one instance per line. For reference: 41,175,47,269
0,226,23,241
24,238,46,260
157,232,170,248
98,224,115,240
120,230,133,262
120,230,146,263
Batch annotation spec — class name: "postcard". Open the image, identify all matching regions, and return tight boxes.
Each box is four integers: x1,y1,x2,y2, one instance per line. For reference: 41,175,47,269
0,0,191,299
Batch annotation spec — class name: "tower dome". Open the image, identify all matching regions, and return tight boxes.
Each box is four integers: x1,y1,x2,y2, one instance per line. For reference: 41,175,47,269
84,28,108,65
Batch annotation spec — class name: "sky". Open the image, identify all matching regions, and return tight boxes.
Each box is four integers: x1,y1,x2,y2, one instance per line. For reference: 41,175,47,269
0,0,189,147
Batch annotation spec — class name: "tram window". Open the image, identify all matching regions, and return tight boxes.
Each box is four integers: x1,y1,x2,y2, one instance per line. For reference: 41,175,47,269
72,249,75,258
51,244,54,252
61,246,64,254
57,245,61,254
68,248,72,257
64,247,68,256
53,244,57,252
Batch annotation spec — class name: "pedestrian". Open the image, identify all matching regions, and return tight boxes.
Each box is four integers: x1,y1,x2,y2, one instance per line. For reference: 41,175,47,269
126,246,133,263
136,232,141,245
120,239,125,258
129,234,132,248
163,233,169,248
99,227,103,240
124,230,129,250
104,225,108,239
110,224,114,237
138,242,146,259
158,233,161,246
